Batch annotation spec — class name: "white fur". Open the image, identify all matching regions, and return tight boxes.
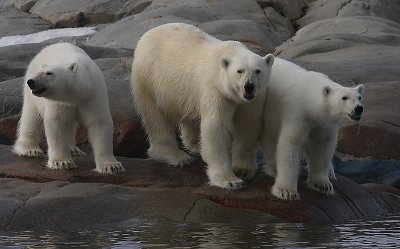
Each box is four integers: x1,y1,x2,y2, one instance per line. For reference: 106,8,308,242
260,58,365,200
131,23,274,189
14,42,125,174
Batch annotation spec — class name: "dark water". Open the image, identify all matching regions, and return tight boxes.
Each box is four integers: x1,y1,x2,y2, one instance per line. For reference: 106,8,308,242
1,215,400,248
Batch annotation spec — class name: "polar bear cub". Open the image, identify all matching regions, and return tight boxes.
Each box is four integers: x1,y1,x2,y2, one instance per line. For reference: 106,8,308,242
14,42,125,174
261,58,365,200
131,23,274,189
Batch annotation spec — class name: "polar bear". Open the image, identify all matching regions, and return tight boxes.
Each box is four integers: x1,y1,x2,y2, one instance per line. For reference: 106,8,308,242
260,58,365,200
131,23,274,189
13,42,125,174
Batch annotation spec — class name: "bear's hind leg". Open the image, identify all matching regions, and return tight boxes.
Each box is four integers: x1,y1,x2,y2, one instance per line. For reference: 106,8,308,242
305,128,337,196
44,106,78,170
141,106,193,166
180,120,201,154
70,123,86,156
260,135,278,178
13,98,44,157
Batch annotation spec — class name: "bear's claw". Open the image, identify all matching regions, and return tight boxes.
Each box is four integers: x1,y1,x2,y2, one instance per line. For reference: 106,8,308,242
71,146,86,156
47,159,78,170
233,165,257,181
14,147,45,158
272,185,300,201
95,161,125,174
308,180,335,196
209,175,245,190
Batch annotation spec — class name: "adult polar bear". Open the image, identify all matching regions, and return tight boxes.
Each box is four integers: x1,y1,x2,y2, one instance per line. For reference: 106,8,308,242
14,43,125,174
132,23,274,189
261,58,365,200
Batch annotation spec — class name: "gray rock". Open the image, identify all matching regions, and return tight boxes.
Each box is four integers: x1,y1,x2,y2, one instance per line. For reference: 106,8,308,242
13,0,39,12
277,16,400,84
334,158,400,188
29,0,149,28
86,0,293,51
185,199,279,223
0,0,15,8
271,0,308,21
0,198,24,229
0,6,50,38
0,178,278,230
298,0,400,27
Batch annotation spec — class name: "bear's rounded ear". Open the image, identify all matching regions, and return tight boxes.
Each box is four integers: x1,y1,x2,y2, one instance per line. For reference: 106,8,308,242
68,63,78,73
323,86,331,97
221,58,230,69
263,54,275,67
355,84,365,95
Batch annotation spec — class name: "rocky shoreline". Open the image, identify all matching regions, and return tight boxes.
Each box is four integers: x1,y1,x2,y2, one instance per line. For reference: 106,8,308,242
1,0,400,228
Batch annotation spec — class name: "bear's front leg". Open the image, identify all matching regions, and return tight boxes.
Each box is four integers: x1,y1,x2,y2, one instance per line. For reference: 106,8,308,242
260,134,278,178
70,123,86,156
232,93,265,180
80,107,125,174
305,127,337,196
200,101,243,190
272,125,305,200
44,105,78,169
13,96,45,158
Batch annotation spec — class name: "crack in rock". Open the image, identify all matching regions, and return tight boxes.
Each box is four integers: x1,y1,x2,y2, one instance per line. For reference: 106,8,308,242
183,199,199,222
5,188,43,229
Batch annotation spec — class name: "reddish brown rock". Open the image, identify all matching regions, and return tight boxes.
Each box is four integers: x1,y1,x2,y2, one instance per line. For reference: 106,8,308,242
1,144,399,224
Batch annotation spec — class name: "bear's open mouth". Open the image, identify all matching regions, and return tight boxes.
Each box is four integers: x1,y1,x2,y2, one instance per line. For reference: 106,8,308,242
348,114,362,121
244,93,255,100
32,88,47,95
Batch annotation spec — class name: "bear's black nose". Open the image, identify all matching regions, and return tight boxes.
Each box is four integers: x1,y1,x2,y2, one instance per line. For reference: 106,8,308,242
27,79,35,89
244,83,255,94
355,105,363,115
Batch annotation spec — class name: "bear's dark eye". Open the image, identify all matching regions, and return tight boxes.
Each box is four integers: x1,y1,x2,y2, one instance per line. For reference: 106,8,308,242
46,72,53,76
342,96,348,101
237,70,243,74
358,96,362,100
255,69,261,74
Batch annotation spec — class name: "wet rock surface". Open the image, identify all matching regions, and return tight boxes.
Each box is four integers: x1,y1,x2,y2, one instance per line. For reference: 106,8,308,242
0,144,399,229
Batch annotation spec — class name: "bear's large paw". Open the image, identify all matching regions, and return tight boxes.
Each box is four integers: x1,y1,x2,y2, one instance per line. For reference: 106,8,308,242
307,179,335,196
47,159,78,170
95,161,126,174
71,146,86,156
233,164,257,181
209,174,244,190
169,154,194,167
13,146,45,158
149,147,194,167
271,184,300,201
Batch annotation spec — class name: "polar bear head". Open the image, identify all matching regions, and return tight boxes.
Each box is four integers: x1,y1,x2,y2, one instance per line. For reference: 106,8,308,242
220,42,274,103
26,62,78,100
323,84,365,122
